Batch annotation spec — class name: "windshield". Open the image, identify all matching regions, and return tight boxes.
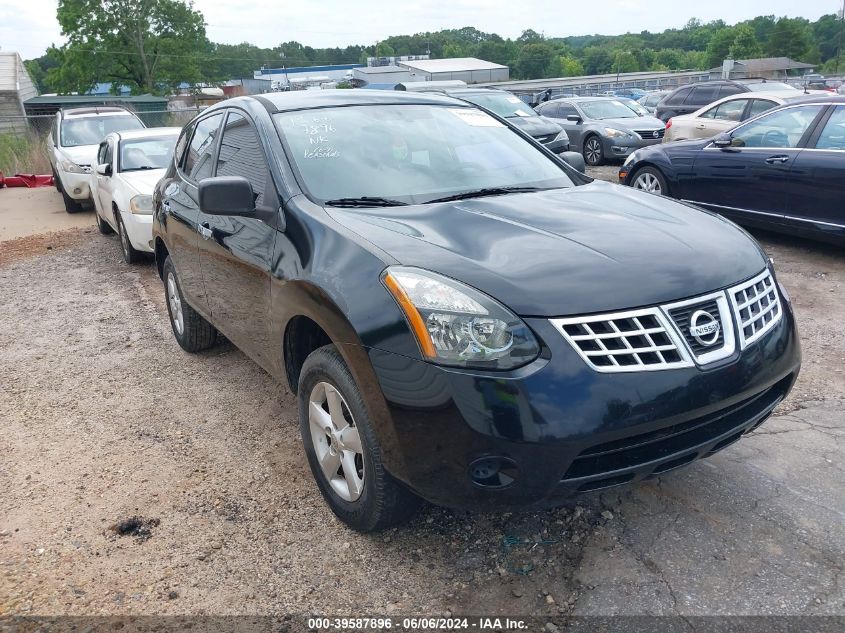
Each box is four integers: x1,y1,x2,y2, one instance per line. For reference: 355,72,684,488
619,98,648,116
61,115,144,148
274,104,574,205
460,93,538,119
120,136,178,172
579,100,637,120
744,82,797,92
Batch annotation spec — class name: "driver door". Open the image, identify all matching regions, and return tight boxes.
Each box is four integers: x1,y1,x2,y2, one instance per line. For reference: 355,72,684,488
688,104,826,221
95,139,116,220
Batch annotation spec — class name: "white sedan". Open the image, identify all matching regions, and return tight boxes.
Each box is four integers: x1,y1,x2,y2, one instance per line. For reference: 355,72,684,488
663,90,832,143
91,128,181,263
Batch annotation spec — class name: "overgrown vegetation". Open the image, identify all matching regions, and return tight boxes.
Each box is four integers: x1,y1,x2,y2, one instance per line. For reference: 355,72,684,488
0,133,51,175
23,5,845,93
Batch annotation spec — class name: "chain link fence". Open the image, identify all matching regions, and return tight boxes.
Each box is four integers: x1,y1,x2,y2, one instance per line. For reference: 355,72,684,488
0,108,200,175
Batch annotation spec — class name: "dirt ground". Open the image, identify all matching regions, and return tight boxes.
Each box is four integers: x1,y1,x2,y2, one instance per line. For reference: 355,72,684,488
0,182,843,623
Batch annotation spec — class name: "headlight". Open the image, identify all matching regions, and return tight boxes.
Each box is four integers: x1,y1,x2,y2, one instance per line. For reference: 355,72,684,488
554,130,570,143
623,151,640,167
604,127,633,139
382,267,540,370
59,159,86,174
129,194,153,215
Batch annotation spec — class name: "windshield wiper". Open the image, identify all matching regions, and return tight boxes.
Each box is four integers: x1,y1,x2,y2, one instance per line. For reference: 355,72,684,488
324,196,409,208
426,186,548,204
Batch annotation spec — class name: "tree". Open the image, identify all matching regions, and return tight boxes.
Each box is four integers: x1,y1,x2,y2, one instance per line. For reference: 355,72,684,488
581,46,613,74
705,27,737,68
48,0,210,95
728,25,763,61
375,42,395,57
559,55,584,77
515,43,556,79
766,18,816,62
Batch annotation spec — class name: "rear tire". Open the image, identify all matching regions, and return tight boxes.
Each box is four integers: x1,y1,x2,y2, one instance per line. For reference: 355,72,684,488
631,166,669,196
298,344,422,532
61,187,83,213
162,256,217,353
583,135,604,166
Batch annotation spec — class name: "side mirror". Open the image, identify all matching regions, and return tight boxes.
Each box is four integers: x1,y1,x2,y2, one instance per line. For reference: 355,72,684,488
560,150,586,174
96,163,111,176
198,176,256,216
713,133,733,148
566,114,582,123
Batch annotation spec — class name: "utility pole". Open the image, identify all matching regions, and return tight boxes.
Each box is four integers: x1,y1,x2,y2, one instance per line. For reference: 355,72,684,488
837,0,845,74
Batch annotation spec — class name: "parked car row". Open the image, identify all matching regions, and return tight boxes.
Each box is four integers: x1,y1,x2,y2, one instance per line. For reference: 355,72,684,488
46,105,181,262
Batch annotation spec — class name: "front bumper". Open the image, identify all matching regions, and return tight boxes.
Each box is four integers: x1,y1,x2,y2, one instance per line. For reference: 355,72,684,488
544,138,570,154
368,291,800,511
603,136,662,159
59,171,92,201
118,211,154,253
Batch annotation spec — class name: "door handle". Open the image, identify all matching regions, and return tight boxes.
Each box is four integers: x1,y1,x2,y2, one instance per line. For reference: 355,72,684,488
765,155,789,164
198,222,213,240
695,123,706,129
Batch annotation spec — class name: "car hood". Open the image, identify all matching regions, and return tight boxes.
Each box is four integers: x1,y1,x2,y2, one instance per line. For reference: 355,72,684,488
331,181,766,317
507,115,563,138
119,169,166,195
60,145,99,167
597,115,665,131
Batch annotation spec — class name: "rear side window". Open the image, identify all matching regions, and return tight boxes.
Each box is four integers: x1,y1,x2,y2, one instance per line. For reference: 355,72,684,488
215,111,269,206
707,99,748,122
718,84,745,98
664,86,691,105
814,106,845,150
97,141,108,166
184,113,224,181
537,102,558,117
747,99,777,120
686,85,719,105
173,126,192,169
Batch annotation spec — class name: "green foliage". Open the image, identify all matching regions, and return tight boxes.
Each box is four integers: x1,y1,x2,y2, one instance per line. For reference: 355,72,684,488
48,0,210,95
22,12,845,92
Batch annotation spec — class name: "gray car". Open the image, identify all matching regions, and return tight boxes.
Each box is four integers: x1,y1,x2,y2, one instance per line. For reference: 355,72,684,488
536,97,666,165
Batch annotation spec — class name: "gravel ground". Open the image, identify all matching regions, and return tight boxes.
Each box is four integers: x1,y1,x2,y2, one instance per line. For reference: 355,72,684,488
0,186,843,621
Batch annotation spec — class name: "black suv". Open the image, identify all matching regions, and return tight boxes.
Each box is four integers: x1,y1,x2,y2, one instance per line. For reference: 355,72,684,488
153,91,800,532
655,79,799,122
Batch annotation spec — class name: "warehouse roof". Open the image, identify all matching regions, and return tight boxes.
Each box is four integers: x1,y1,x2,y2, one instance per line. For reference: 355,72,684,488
398,57,508,73
354,65,407,75
707,57,815,73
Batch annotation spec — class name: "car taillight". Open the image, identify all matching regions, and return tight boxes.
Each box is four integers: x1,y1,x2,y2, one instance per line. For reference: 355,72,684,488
666,119,673,129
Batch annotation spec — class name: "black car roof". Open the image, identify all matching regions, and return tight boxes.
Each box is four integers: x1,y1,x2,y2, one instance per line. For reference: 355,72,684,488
226,89,469,113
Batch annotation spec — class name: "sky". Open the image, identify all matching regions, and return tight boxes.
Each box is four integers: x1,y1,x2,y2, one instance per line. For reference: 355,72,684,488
0,0,840,61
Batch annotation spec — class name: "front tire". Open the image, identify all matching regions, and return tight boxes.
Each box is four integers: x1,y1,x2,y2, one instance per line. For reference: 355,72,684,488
298,345,422,532
162,256,217,353
583,135,604,166
95,211,114,235
61,187,83,213
631,166,669,196
115,212,143,264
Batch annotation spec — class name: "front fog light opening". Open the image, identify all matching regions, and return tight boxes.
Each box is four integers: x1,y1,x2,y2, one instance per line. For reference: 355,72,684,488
469,456,518,489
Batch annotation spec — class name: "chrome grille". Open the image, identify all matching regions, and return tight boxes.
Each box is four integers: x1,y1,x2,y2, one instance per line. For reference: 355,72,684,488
634,129,665,139
729,269,781,349
551,309,693,373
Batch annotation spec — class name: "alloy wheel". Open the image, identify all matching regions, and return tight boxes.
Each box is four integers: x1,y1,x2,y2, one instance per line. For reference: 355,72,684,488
166,272,184,336
633,172,663,194
585,138,602,165
308,381,364,502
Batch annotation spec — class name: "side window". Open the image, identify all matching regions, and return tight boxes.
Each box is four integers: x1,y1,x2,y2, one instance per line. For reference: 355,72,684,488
537,102,557,117
103,141,113,166
746,99,777,120
215,111,270,205
814,106,845,150
184,113,224,181
173,125,193,170
559,104,579,118
97,141,108,166
730,105,824,148
686,85,719,105
665,87,691,105
52,117,58,144
718,84,744,98
711,99,747,122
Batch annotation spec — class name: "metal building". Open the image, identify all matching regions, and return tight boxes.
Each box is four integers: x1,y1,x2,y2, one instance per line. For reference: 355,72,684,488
352,65,411,88
0,52,38,133
396,58,509,84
